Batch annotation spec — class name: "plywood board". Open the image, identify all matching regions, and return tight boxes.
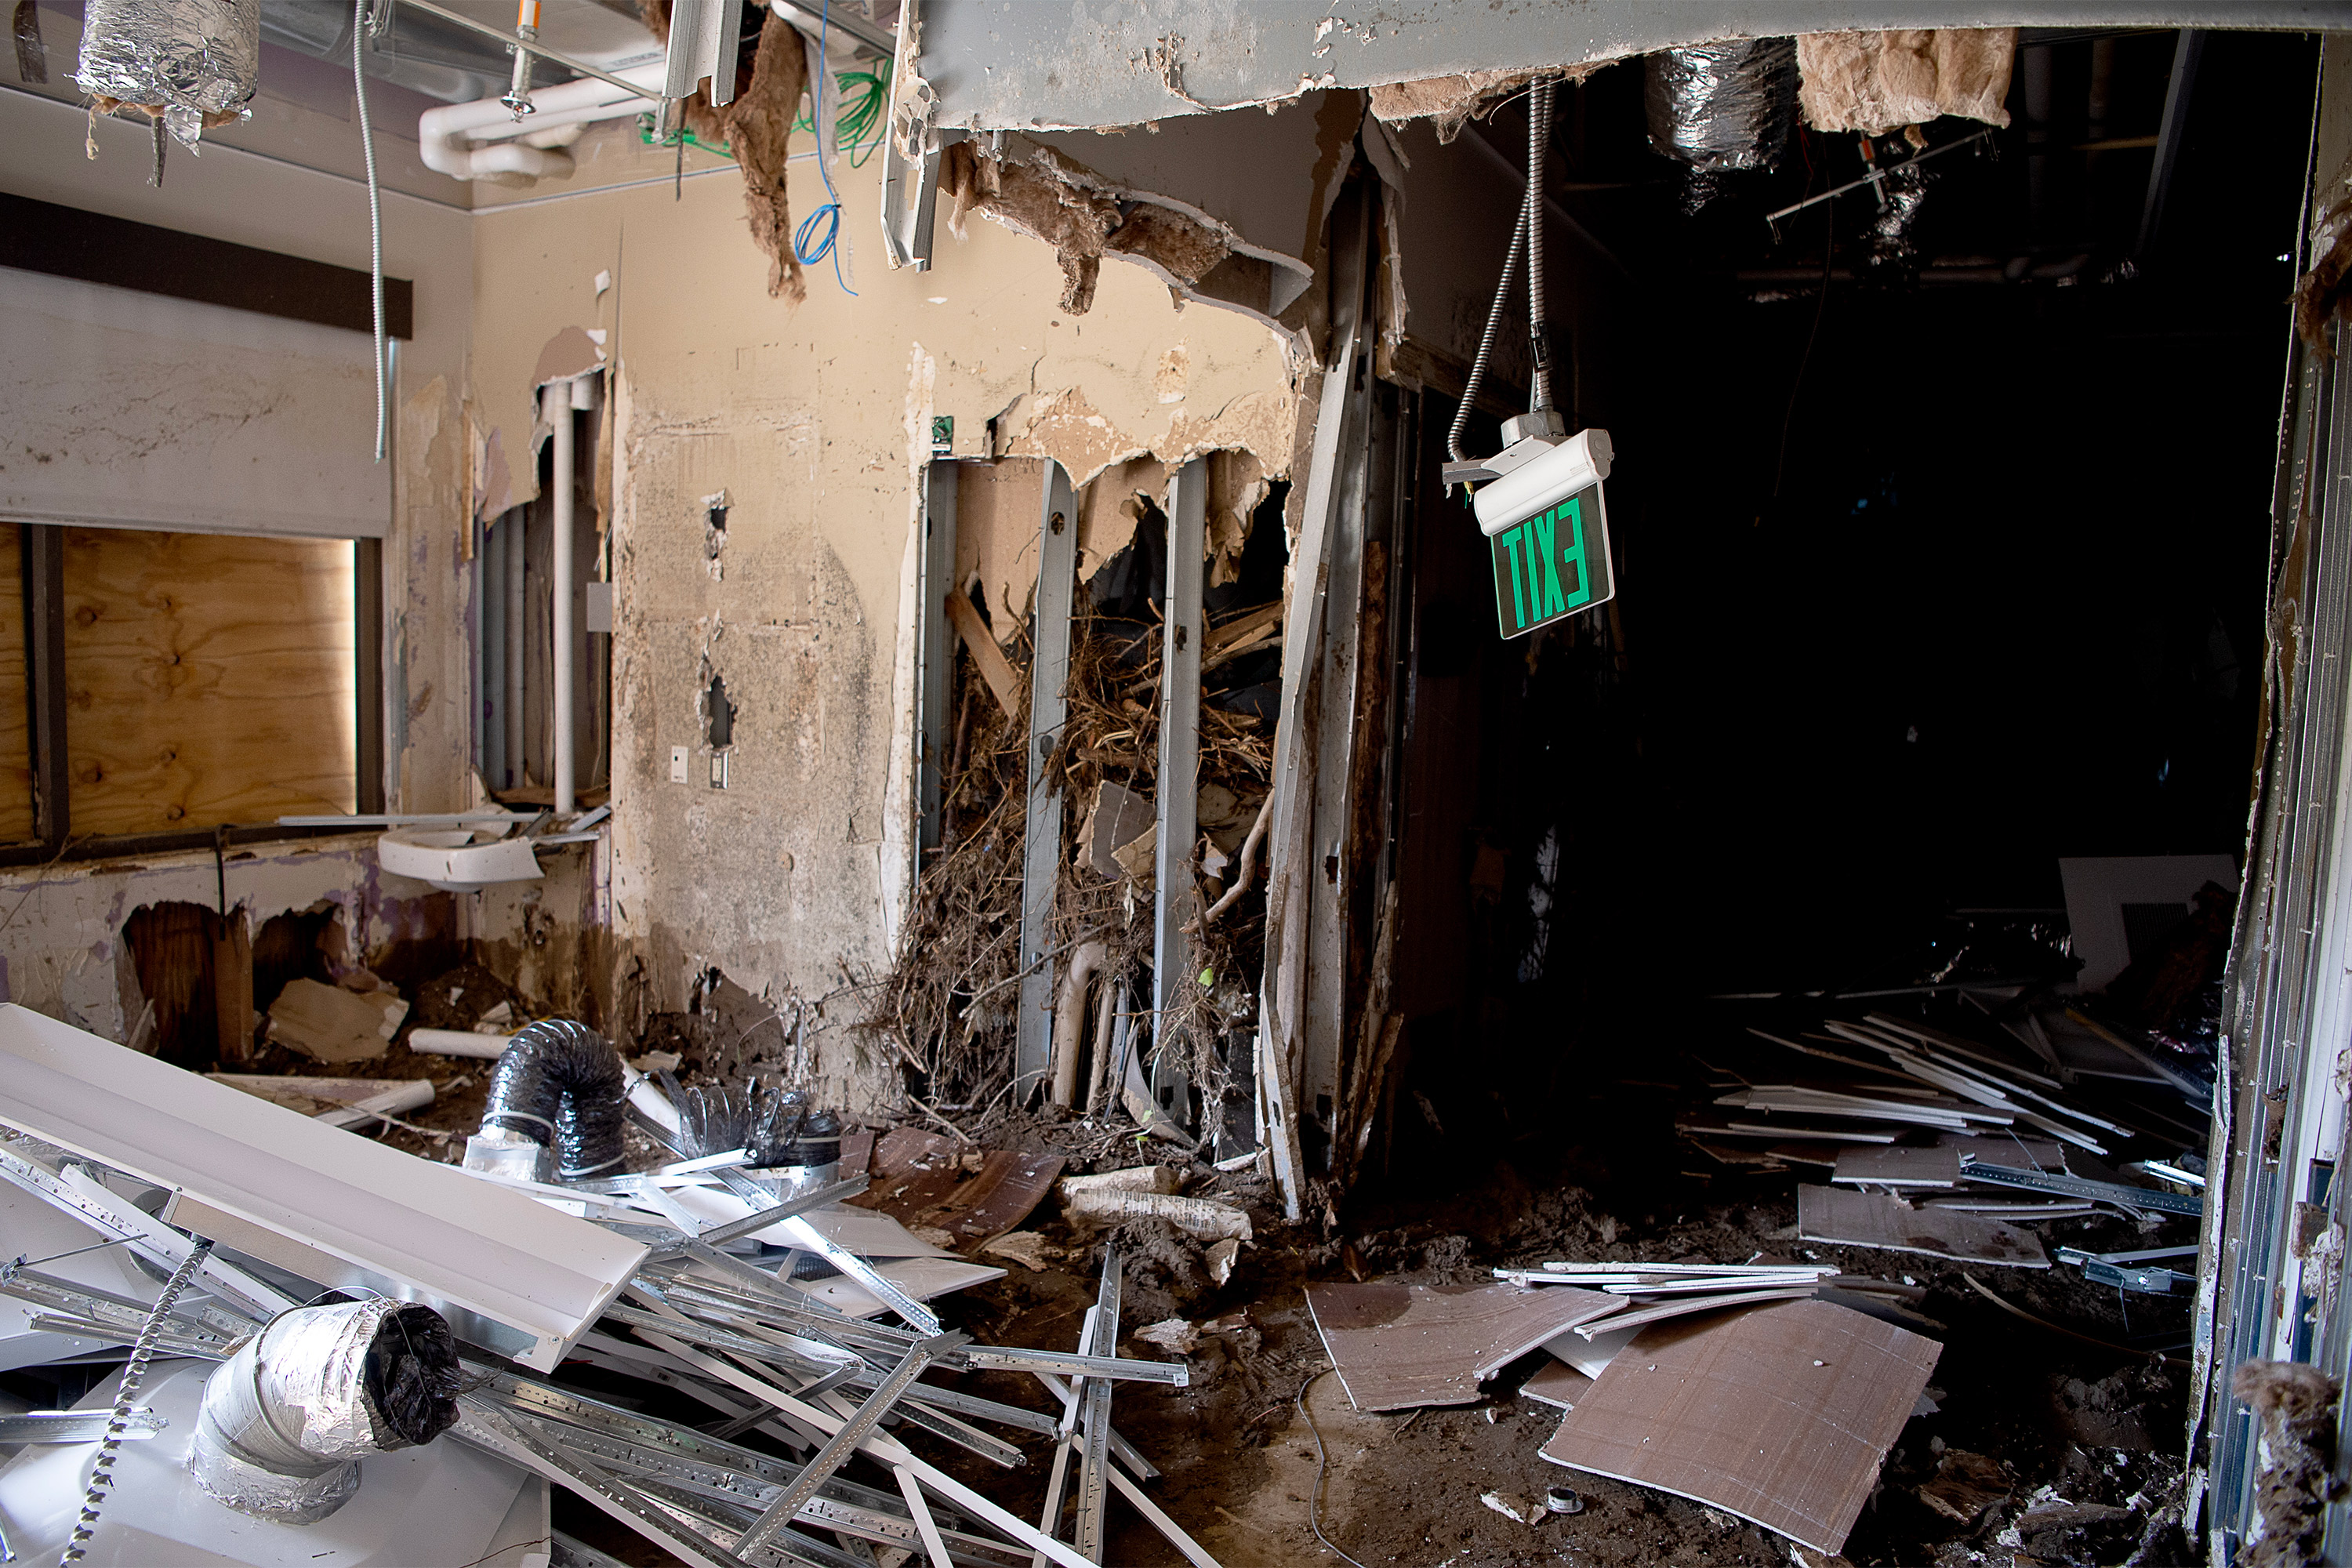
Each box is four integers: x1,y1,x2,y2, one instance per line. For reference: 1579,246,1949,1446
1797,1184,2048,1269
1305,1280,1621,1413
0,523,29,843
1832,1145,1962,1189
1540,1300,1941,1555
63,528,355,836
1521,1360,1593,1411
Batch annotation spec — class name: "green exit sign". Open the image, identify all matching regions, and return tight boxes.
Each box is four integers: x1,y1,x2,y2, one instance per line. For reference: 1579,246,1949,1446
1491,483,1613,639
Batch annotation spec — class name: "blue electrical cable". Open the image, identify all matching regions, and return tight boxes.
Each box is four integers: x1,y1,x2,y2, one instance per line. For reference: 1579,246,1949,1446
791,0,855,296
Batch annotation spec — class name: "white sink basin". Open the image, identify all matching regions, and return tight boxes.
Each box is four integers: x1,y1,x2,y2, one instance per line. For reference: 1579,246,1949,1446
376,827,543,892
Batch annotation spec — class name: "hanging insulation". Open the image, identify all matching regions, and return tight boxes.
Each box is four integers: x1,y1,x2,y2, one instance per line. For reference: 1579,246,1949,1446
189,1300,460,1525
1644,38,1798,209
73,0,259,148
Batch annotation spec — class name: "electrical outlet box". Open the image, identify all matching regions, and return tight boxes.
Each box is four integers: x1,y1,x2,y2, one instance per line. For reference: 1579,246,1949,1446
709,752,730,790
669,746,688,784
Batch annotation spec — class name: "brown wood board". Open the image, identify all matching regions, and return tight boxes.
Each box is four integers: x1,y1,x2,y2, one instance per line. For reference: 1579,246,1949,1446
1797,1184,2049,1269
1539,1299,1942,1555
1305,1280,1621,1412
63,529,356,835
1831,1145,1963,1188
945,590,1022,717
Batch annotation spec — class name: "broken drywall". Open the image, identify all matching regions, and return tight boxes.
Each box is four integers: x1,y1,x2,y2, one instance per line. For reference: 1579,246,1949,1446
391,376,474,814
0,837,453,1042
464,131,1301,1112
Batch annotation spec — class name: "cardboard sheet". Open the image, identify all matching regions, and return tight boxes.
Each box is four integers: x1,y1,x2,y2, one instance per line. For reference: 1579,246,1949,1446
1306,1280,1621,1412
1541,1299,1940,1555
1798,1184,2049,1269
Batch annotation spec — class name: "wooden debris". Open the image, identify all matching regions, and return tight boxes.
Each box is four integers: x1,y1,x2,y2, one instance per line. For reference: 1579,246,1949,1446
1917,1449,2013,1523
945,589,1023,716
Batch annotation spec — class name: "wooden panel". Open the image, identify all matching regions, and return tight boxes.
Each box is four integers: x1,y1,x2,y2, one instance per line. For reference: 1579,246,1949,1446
0,524,31,842
63,529,356,836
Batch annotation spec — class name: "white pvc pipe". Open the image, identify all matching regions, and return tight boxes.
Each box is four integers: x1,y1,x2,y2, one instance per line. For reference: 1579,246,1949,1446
416,64,663,184
505,510,524,787
548,382,576,815
409,1028,514,1059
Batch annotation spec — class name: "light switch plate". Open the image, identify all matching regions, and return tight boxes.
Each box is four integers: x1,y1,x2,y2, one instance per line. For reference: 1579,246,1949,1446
669,746,688,783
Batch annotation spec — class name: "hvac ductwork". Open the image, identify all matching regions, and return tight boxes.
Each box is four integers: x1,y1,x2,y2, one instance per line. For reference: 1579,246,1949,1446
189,1300,460,1524
474,1018,629,1180
417,62,664,182
1644,38,1798,209
74,0,260,148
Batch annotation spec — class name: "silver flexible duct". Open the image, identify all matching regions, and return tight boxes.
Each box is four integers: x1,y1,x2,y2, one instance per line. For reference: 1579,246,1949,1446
189,1299,460,1525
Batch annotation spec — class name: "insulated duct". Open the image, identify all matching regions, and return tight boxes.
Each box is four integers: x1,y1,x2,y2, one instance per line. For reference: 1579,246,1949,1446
189,1299,461,1525
74,0,260,147
1644,37,1798,210
480,1018,628,1178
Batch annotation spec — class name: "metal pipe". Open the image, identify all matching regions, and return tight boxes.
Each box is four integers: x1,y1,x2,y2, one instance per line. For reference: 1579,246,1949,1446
505,500,524,787
391,0,661,102
548,381,576,814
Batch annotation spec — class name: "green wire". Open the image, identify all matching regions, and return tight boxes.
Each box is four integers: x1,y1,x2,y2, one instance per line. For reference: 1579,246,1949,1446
791,53,890,166
637,51,889,165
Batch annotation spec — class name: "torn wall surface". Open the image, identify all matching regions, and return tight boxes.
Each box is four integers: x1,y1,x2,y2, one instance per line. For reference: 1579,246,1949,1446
467,133,1301,1113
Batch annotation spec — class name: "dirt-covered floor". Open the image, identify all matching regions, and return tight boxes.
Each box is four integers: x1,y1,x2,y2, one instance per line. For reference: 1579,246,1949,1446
310,964,2197,1568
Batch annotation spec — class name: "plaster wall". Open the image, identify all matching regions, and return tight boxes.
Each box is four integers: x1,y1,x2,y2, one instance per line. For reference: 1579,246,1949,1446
464,124,1302,1110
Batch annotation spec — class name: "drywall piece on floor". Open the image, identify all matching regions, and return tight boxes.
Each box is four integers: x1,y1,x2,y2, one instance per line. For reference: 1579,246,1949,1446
1933,1129,2067,1170
1540,1299,1941,1556
1798,1183,2049,1269
1567,1290,1818,1339
658,1186,954,1258
1675,1113,1903,1145
1831,1145,1962,1189
0,1004,645,1371
265,978,408,1064
1305,1280,1622,1412
800,1257,1008,1319
1545,1323,1639,1380
1521,1360,1594,1412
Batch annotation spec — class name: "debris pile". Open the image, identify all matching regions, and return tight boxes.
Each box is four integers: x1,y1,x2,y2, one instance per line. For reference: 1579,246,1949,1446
0,1004,1230,1567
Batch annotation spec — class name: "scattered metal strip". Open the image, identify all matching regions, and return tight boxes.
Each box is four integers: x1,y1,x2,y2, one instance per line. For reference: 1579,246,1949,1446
455,1396,753,1568
26,1312,234,1360
1073,1250,1121,1562
0,1409,165,1442
0,1147,292,1321
1029,1308,1094,1568
604,1301,855,1381
1103,1465,1221,1568
1033,1374,1158,1480
898,1464,958,1568
737,1333,967,1558
710,1169,942,1334
1965,1163,2203,1217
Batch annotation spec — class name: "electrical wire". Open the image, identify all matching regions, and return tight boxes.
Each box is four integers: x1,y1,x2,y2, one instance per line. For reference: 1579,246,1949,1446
60,1237,213,1566
1295,1368,1371,1568
1447,75,1557,461
790,0,855,296
354,0,387,463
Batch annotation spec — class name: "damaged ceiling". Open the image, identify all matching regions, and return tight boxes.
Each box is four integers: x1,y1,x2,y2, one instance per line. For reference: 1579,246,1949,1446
906,0,2351,133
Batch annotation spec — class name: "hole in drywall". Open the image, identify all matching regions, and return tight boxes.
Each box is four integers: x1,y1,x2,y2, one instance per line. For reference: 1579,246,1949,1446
120,901,218,1068
706,676,736,750
252,905,339,1016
